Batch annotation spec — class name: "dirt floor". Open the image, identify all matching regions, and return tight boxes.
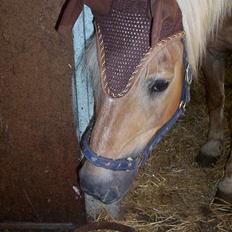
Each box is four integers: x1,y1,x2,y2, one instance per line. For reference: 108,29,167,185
0,0,85,225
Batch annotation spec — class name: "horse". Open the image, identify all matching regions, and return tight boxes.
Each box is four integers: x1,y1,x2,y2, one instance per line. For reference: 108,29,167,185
58,0,231,210
197,14,232,203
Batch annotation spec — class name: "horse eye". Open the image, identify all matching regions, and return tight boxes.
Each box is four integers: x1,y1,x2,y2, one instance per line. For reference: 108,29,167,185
149,79,170,94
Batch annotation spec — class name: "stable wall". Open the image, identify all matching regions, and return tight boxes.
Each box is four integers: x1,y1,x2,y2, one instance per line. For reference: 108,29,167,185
0,0,85,224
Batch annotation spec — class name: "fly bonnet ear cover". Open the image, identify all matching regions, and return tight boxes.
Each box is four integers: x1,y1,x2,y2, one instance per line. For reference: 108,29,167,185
93,0,183,98
95,0,151,97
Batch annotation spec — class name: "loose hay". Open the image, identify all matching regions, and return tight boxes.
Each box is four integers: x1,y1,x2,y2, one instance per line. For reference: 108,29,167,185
94,57,232,232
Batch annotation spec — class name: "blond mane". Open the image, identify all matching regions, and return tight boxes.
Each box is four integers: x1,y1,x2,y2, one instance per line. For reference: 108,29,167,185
176,0,231,74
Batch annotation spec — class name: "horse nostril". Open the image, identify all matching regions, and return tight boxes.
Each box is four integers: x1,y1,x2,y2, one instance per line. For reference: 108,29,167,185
101,187,121,204
79,173,94,195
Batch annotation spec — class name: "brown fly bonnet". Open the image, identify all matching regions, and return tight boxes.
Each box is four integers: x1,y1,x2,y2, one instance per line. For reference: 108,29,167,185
58,0,184,97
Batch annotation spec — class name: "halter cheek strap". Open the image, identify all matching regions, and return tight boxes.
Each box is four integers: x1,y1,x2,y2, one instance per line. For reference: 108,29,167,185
142,64,192,162
80,62,192,171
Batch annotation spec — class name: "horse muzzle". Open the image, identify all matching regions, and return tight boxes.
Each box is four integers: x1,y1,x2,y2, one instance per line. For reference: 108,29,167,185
79,162,137,204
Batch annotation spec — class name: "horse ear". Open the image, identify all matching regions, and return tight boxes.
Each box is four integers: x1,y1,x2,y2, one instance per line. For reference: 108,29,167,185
56,0,83,47
85,0,113,15
150,0,183,45
57,0,113,47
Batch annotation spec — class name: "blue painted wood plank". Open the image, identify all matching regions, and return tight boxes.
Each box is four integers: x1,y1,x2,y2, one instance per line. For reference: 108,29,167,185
72,6,94,140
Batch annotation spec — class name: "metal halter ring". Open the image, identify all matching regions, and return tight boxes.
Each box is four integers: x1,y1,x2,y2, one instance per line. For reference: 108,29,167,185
185,64,192,85
179,100,187,111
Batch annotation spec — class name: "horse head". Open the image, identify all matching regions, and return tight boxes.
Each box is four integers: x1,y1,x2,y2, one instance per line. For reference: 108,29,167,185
79,0,188,204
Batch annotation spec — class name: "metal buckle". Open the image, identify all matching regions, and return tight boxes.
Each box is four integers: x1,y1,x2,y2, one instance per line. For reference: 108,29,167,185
127,157,133,168
185,64,192,85
179,101,186,111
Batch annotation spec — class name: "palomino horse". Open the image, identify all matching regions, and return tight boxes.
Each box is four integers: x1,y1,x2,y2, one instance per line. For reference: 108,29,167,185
197,15,232,202
58,0,231,207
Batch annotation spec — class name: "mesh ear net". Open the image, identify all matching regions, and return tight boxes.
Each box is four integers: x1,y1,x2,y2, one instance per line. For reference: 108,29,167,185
94,0,184,98
95,0,151,97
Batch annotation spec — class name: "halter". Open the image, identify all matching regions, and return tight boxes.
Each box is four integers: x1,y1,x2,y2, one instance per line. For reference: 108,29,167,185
80,0,192,171
80,55,192,171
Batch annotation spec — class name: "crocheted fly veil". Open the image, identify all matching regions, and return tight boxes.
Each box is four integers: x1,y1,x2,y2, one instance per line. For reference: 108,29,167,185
94,0,150,97
93,0,184,98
